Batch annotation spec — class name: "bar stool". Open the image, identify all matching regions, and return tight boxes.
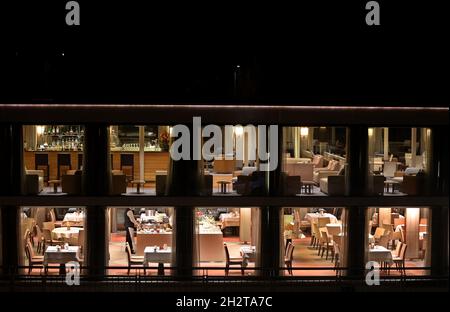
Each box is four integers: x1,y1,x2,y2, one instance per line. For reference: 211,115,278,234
35,153,49,185
120,154,134,184
57,153,71,179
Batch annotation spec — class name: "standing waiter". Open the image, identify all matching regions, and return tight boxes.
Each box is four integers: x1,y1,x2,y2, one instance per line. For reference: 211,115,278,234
124,208,139,253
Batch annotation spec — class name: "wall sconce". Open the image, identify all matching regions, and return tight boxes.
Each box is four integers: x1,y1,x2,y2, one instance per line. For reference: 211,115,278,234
234,125,244,137
300,127,309,137
36,125,45,136
368,128,374,137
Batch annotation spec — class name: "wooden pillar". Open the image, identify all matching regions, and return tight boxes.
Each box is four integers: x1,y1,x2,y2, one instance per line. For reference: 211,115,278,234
405,208,420,259
383,128,389,160
411,128,417,168
139,126,145,181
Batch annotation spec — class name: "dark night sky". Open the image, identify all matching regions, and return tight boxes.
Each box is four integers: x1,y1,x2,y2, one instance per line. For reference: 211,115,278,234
1,1,448,106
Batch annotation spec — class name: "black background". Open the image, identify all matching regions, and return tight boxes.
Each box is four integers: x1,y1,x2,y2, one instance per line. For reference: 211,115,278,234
1,0,448,106
0,0,448,306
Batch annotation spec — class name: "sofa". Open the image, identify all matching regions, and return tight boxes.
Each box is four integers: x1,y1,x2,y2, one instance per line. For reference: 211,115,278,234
61,170,82,195
25,169,44,194
313,159,341,184
285,163,314,183
111,170,127,195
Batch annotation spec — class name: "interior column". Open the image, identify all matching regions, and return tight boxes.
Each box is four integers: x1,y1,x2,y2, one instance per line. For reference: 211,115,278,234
383,128,389,160
0,124,24,276
166,125,201,277
411,128,417,167
260,125,282,277
346,126,369,278
83,124,110,278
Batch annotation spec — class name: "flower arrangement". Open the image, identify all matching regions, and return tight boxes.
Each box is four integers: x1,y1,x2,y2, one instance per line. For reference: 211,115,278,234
159,131,169,151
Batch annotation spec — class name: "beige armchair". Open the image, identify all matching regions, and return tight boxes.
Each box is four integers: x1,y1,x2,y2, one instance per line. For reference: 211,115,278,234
320,175,345,196
313,160,341,184
25,169,44,194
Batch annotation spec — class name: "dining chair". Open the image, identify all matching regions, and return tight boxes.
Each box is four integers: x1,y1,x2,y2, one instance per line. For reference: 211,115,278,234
25,241,44,274
378,234,390,249
391,241,403,258
373,227,385,241
284,242,295,275
318,217,331,228
127,227,137,254
125,242,145,275
33,224,45,254
224,243,244,276
393,243,408,276
319,229,334,260
310,222,319,248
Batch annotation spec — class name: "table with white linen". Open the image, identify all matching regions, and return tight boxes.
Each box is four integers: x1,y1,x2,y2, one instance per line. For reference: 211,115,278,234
52,227,81,240
368,246,393,264
219,213,240,230
44,246,81,274
144,246,172,275
63,212,85,223
305,213,338,223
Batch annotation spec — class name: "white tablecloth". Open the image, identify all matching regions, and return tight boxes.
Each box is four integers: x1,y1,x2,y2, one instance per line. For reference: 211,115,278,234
63,212,85,222
44,246,80,265
368,246,393,263
144,247,172,265
305,213,338,223
52,227,81,239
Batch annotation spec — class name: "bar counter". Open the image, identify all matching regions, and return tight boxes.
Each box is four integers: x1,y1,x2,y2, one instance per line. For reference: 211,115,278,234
24,150,170,183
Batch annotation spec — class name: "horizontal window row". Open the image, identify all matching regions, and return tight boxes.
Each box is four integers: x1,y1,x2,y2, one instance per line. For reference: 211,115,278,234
22,125,437,197
10,205,432,277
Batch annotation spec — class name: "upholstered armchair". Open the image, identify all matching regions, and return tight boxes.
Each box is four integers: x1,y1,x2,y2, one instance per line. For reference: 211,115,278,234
62,170,82,195
25,169,44,194
312,155,324,168
313,160,341,184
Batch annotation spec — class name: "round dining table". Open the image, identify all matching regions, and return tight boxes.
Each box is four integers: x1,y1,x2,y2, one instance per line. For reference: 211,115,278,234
52,227,81,240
